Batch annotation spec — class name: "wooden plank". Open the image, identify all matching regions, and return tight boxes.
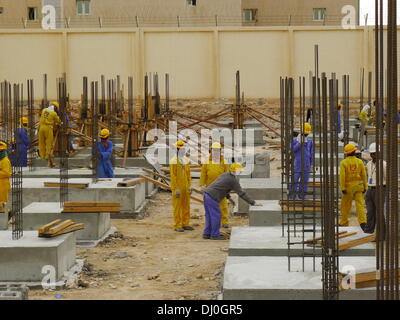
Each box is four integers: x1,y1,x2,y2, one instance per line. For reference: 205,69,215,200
281,206,321,212
64,202,120,207
307,232,358,247
339,270,400,289
56,223,85,235
46,220,75,235
338,235,375,251
142,168,170,184
44,182,89,189
38,219,63,235
305,231,348,243
62,207,120,213
117,178,145,187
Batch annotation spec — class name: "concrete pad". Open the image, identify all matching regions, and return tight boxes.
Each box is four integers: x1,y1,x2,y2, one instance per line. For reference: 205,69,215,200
20,178,146,214
22,202,111,241
23,167,156,198
229,226,374,257
0,231,76,282
237,178,281,214
223,256,376,300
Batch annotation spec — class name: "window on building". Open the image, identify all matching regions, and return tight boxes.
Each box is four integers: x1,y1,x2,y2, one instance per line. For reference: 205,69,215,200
28,7,37,20
77,0,90,15
243,9,257,22
313,8,326,21
187,0,197,6
0,7,4,14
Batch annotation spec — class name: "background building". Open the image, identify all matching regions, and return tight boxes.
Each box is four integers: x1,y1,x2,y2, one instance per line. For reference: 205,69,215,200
0,0,359,28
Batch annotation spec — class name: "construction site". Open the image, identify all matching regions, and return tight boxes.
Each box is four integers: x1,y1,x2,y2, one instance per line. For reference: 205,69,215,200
0,0,399,304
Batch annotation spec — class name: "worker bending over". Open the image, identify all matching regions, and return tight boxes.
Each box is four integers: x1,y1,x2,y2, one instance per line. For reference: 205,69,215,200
38,102,61,168
170,140,193,233
339,144,367,231
290,123,314,200
98,129,114,178
0,141,11,208
364,143,386,234
200,142,230,228
10,117,29,167
203,163,262,240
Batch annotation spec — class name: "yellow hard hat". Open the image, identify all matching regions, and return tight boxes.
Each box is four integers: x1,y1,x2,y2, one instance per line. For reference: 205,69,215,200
176,140,185,149
21,117,28,125
99,129,110,139
230,163,244,173
211,142,222,149
0,141,7,151
344,143,357,155
50,101,59,109
303,123,312,135
338,102,343,108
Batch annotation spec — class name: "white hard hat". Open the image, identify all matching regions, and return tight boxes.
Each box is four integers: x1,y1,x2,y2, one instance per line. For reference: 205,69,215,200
369,143,377,154
47,105,55,112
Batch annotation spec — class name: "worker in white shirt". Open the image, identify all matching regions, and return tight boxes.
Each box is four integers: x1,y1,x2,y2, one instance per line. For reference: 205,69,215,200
364,143,386,234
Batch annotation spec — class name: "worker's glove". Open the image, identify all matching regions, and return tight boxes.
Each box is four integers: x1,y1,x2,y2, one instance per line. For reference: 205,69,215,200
175,190,181,198
254,202,263,207
342,190,347,195
228,198,236,207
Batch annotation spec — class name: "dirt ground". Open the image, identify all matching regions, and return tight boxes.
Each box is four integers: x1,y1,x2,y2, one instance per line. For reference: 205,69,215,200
29,99,363,300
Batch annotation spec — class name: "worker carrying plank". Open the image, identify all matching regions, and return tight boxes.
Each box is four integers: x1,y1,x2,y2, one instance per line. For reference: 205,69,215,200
8,117,30,167
38,102,61,168
199,142,230,229
289,123,314,200
98,129,114,178
202,163,262,240
0,141,11,207
364,143,386,234
170,140,193,233
339,143,367,231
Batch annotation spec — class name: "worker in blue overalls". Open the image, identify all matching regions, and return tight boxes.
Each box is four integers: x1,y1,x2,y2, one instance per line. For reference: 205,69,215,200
98,129,114,178
289,123,314,200
9,117,29,167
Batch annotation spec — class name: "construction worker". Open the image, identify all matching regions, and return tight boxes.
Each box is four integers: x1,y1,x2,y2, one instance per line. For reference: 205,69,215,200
364,143,386,234
170,140,193,232
358,102,373,151
289,123,313,200
10,117,29,167
98,129,114,178
0,141,11,207
200,142,230,228
38,102,61,167
339,144,368,230
202,163,262,240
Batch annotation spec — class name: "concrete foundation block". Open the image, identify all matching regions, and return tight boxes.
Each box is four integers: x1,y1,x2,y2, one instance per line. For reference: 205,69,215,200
0,213,7,231
228,226,374,257
223,256,376,300
22,202,111,241
249,200,282,226
0,231,76,282
237,178,281,214
21,178,146,214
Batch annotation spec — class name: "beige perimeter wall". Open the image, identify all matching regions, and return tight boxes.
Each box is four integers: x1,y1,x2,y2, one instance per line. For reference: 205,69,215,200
0,26,377,100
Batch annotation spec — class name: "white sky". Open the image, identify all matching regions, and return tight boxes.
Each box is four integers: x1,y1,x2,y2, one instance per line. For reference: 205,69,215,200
360,0,400,25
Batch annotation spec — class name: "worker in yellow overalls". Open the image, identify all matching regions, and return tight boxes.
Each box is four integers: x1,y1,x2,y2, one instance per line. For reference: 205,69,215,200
170,140,193,232
200,142,230,228
0,141,11,208
38,102,61,168
339,143,367,231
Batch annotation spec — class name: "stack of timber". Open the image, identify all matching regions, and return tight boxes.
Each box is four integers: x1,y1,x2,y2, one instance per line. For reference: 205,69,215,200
117,178,145,187
44,182,89,189
339,269,400,289
62,202,121,213
38,219,84,238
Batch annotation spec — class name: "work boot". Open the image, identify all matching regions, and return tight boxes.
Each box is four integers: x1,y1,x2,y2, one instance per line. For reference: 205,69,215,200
210,235,225,240
360,223,367,232
183,226,194,231
222,224,229,229
175,228,185,233
48,158,55,168
202,234,211,239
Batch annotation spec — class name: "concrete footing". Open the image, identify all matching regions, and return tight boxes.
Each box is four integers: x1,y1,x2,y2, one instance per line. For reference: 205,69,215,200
19,178,147,215
0,231,76,282
22,202,112,241
228,226,374,257
223,256,376,300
